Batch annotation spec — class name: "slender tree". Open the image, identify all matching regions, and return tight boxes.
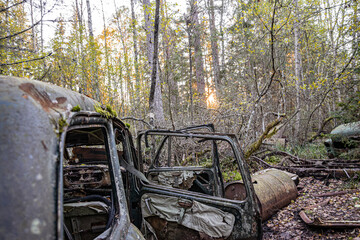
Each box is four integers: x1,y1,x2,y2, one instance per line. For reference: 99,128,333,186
143,0,165,126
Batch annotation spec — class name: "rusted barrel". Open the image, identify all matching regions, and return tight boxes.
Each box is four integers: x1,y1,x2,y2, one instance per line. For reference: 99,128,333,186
225,169,298,221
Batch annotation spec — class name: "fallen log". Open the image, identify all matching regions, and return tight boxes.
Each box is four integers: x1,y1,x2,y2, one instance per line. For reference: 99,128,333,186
250,156,360,178
313,189,359,198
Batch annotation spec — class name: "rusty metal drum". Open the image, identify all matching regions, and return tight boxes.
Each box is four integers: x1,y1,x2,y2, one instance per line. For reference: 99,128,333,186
225,168,298,221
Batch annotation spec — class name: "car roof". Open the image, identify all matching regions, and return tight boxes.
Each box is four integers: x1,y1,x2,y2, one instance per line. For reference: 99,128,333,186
331,121,360,137
0,75,98,239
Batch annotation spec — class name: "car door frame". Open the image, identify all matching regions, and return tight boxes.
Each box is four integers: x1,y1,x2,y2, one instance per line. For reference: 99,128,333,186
58,112,136,239
135,130,262,239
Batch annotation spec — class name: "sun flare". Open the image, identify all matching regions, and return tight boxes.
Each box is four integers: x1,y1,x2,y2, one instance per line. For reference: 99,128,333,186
206,92,218,109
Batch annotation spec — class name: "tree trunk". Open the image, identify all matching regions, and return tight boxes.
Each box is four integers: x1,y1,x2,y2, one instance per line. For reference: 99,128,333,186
163,2,178,126
293,0,302,141
144,0,165,126
130,0,141,108
189,0,205,102
208,0,220,92
29,0,37,52
86,0,100,101
40,0,44,52
101,0,110,83
75,0,86,95
219,0,225,81
186,15,194,123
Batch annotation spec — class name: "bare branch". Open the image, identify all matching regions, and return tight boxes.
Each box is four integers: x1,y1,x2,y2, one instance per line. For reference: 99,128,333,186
0,1,58,41
0,45,36,53
255,1,278,104
121,117,152,128
0,0,26,13
304,45,359,138
0,52,52,67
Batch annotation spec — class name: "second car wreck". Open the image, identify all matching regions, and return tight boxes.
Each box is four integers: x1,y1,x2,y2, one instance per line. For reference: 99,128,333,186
132,126,299,239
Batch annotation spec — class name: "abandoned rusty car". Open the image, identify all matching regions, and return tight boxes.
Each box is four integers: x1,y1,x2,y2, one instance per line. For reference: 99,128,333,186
0,76,144,240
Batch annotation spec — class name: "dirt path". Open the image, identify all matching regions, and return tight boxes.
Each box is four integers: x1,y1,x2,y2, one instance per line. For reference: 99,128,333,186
263,177,360,239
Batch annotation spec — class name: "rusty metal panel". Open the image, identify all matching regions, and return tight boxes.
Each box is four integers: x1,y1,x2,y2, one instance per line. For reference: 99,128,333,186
300,211,360,228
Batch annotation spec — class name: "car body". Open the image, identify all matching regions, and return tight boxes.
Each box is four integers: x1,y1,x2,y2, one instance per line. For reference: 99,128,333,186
134,126,263,239
324,121,360,159
0,76,144,240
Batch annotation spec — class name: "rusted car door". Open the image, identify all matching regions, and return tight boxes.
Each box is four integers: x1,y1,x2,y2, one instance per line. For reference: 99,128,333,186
135,130,262,240
60,114,144,240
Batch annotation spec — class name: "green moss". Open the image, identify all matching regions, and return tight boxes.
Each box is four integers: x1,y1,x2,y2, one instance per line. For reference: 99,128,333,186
125,122,131,129
200,158,213,168
223,170,243,182
94,103,117,119
106,104,117,117
71,105,81,112
58,117,68,134
266,155,281,165
279,142,328,159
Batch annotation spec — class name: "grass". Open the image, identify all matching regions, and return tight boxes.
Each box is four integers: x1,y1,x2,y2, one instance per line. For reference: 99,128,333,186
276,142,328,159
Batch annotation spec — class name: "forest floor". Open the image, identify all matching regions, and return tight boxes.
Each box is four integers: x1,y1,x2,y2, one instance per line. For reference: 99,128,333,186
262,176,360,239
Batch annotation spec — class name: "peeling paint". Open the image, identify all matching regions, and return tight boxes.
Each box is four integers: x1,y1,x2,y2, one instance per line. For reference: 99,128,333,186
30,218,41,235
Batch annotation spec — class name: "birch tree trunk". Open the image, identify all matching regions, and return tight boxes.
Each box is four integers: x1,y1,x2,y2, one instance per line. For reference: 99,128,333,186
86,0,100,101
143,0,165,126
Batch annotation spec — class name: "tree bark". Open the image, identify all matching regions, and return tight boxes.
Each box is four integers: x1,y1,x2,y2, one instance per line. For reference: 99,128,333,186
163,1,178,124
29,0,37,52
185,15,194,123
86,0,100,101
207,0,220,92
40,0,44,52
75,0,86,95
189,0,205,102
219,0,225,80
130,0,141,108
144,0,165,126
101,0,111,84
293,0,303,141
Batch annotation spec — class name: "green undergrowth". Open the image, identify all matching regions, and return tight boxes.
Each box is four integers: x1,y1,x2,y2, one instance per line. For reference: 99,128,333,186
256,142,328,172
277,142,328,159
220,156,243,182
342,177,360,190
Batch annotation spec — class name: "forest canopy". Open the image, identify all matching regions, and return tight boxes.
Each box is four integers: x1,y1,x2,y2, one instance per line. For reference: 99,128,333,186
0,0,359,147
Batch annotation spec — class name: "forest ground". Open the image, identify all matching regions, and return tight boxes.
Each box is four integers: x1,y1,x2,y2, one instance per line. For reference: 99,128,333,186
262,176,360,239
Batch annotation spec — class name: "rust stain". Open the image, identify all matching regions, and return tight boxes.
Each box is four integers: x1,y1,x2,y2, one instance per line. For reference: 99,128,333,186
41,141,48,151
19,83,67,112
56,97,67,104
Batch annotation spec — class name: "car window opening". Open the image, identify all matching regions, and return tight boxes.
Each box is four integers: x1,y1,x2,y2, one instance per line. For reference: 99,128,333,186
145,135,247,200
62,126,117,240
